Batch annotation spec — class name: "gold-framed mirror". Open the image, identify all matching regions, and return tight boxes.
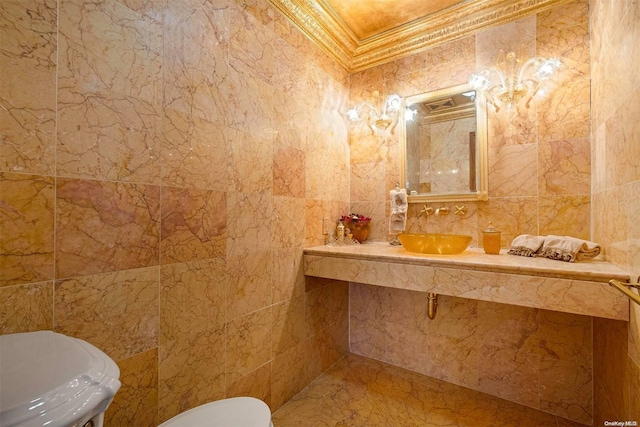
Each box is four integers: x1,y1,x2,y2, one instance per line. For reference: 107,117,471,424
400,83,488,203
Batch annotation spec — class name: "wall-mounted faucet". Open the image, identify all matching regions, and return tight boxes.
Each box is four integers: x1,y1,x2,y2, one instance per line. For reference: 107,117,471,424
435,207,449,216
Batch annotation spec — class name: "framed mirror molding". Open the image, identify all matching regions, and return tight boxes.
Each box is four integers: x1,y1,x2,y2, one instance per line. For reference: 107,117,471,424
400,83,488,203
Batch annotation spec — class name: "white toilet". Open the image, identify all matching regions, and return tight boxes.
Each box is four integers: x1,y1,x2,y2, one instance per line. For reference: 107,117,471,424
0,331,121,427
158,397,273,427
0,331,274,427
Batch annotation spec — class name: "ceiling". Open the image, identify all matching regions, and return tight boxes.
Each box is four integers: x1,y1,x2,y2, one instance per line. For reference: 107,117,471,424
328,0,466,40
266,0,570,73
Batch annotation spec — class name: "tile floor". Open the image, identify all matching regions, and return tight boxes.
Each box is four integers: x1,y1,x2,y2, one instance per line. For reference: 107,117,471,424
272,353,587,427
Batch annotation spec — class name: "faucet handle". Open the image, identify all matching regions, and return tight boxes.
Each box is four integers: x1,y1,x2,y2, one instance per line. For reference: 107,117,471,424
421,205,434,216
455,206,467,216
435,206,450,216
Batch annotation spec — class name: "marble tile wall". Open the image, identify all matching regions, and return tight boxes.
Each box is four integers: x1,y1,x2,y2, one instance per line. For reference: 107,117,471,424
0,0,349,425
349,0,591,248
590,0,640,424
350,283,594,425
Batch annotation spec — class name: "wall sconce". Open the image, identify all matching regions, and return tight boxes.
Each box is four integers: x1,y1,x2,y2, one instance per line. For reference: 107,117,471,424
469,50,561,114
347,92,402,135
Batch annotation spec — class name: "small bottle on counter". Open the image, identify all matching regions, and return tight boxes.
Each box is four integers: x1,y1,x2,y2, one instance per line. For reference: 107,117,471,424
482,222,501,255
336,221,345,245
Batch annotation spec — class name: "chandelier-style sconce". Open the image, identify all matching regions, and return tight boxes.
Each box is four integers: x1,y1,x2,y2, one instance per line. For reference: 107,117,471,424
468,50,561,114
347,92,402,135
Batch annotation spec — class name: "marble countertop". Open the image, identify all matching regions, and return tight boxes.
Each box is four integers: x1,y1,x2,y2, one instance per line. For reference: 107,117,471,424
304,243,629,283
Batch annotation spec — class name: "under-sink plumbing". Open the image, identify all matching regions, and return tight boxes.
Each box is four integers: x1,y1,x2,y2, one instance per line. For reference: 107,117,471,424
427,292,438,320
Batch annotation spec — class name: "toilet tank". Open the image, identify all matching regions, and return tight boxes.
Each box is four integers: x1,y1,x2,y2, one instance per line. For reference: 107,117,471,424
0,331,121,427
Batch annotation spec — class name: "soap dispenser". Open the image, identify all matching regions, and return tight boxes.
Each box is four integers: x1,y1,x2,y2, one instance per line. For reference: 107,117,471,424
482,222,501,254
336,220,345,245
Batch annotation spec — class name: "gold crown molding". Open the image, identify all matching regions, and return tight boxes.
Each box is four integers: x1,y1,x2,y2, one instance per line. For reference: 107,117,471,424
267,0,571,74
350,0,572,72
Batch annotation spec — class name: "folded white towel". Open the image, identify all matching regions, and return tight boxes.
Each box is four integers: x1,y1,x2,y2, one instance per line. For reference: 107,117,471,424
508,234,545,257
536,235,601,262
389,188,407,233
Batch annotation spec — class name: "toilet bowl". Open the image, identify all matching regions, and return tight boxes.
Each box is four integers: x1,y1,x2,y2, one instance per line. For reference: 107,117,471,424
158,397,273,427
0,331,273,427
0,331,121,427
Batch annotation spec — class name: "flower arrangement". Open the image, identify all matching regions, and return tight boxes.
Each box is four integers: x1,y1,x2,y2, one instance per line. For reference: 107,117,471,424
340,213,372,243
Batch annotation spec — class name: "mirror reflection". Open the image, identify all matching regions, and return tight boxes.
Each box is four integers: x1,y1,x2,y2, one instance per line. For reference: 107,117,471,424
401,83,488,203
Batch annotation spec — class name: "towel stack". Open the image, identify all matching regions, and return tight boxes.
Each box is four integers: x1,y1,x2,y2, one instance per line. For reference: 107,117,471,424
508,234,601,262
389,187,408,233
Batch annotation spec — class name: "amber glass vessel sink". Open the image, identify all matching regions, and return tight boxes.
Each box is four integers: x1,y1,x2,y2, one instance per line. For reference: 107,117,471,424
397,233,472,255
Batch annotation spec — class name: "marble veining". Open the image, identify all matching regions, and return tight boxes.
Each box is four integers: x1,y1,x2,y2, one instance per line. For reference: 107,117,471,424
304,243,630,320
272,353,587,427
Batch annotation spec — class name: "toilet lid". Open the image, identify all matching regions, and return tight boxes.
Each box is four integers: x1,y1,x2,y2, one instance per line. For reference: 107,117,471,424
159,397,272,427
0,331,121,427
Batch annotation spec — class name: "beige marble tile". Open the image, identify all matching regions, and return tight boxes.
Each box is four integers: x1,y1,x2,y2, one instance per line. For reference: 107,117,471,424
540,357,592,425
487,103,538,148
593,317,628,422
228,127,274,194
0,282,53,334
347,66,385,107
488,144,538,198
229,0,274,83
605,85,640,188
349,130,390,165
226,192,273,258
425,331,478,390
381,50,426,81
272,295,305,357
56,0,162,184
274,353,574,427
539,137,591,196
477,197,539,247
55,178,160,278
538,310,592,364
226,362,272,407
383,318,430,375
538,79,590,143
54,266,159,362
273,146,305,198
0,0,57,175
0,173,54,286
536,0,590,81
273,38,308,100
351,161,387,202
425,37,476,92
305,199,330,247
160,258,226,343
272,339,315,410
161,186,226,265
310,313,349,372
539,195,591,240
594,187,628,266
386,69,430,98
306,280,348,339
225,307,272,384
158,325,226,423
163,0,228,126
105,349,158,427
478,346,539,408
226,66,275,139
601,1,640,130
477,301,538,353
226,250,272,320
272,196,305,249
475,16,536,70
161,110,230,190
271,248,305,304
